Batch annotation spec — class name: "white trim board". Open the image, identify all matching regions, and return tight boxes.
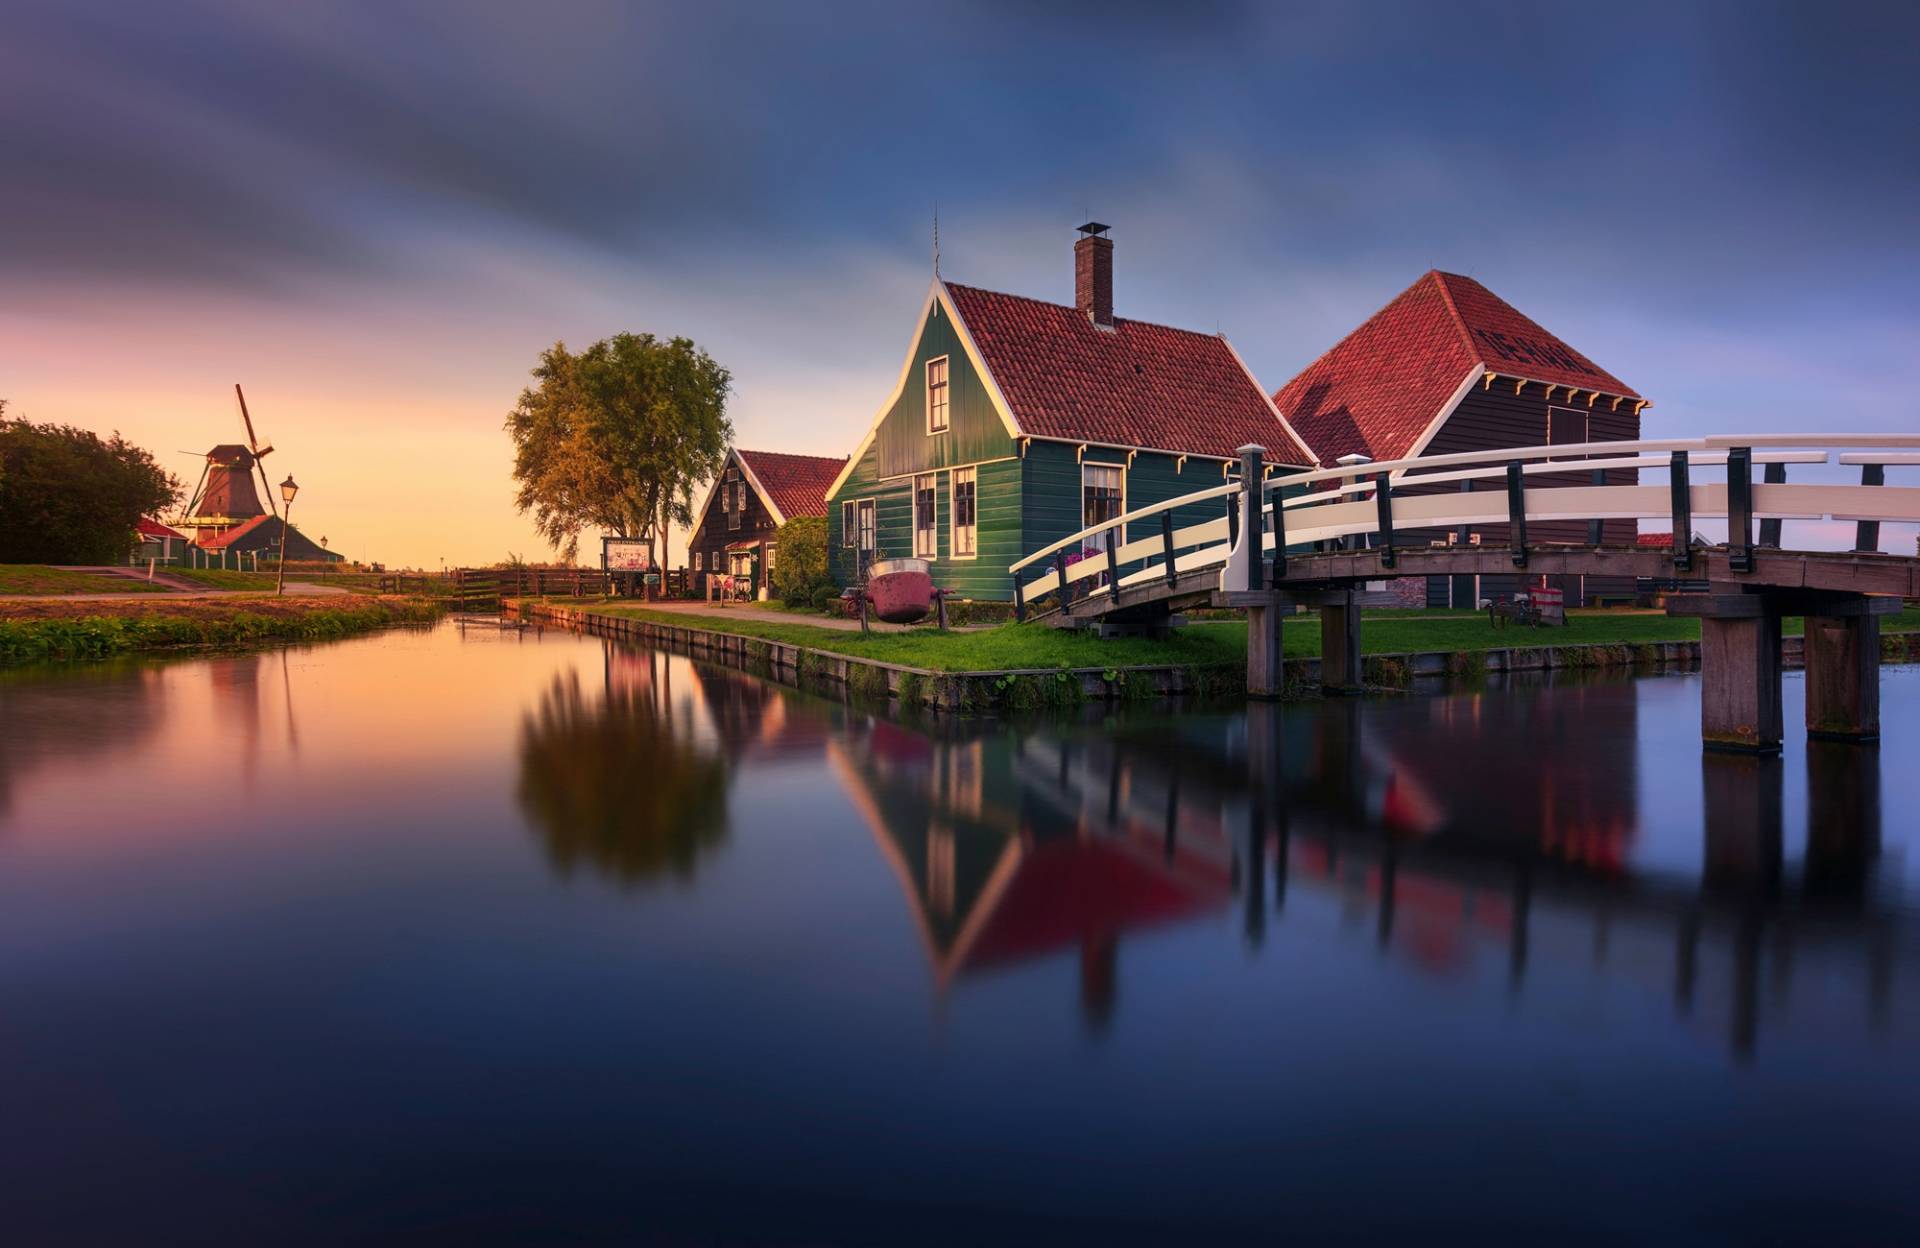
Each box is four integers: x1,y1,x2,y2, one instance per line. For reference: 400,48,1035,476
825,281,1026,500
1394,364,1487,477
1220,333,1320,468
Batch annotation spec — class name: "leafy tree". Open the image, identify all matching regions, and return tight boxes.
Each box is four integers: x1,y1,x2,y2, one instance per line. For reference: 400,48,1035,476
505,334,732,567
769,514,831,603
0,413,179,564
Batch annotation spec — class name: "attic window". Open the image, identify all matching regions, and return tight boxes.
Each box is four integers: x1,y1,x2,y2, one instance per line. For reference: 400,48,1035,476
926,356,950,435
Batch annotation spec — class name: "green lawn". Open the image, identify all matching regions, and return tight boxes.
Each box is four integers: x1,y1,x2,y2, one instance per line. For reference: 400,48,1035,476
0,565,173,595
565,601,1920,672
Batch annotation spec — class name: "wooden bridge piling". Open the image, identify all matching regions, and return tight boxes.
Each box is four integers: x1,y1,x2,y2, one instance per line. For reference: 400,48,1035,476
1321,593,1365,696
1804,605,1889,741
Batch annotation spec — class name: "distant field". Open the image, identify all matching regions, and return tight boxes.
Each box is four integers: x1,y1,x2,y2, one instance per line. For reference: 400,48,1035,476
0,565,173,595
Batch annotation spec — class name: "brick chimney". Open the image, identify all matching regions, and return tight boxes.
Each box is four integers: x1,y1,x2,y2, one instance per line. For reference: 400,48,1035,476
1074,221,1113,327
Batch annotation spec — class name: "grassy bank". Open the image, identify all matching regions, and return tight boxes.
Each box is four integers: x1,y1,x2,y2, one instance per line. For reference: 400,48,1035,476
550,600,1920,672
0,597,444,665
0,565,173,595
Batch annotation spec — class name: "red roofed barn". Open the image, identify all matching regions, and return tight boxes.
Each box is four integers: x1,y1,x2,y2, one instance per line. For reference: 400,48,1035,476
1274,271,1648,607
826,224,1315,599
687,447,847,599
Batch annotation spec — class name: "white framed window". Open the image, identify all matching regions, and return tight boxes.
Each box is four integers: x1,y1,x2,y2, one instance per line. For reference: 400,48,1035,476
856,499,876,553
950,466,977,558
841,500,857,548
925,356,950,434
1082,462,1126,552
914,473,939,558
725,469,743,530
764,543,777,574
693,550,704,571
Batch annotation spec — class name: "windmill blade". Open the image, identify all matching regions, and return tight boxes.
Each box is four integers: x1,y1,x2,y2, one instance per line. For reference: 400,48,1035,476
234,383,273,456
236,383,280,519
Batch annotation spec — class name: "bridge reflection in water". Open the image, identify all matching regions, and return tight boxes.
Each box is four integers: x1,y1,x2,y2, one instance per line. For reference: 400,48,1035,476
560,642,1907,1062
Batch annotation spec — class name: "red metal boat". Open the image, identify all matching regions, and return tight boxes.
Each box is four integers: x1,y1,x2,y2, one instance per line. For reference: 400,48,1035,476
864,557,937,623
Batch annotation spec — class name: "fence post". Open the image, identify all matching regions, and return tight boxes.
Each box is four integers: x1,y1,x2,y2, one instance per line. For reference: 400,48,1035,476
1013,575,1026,624
1054,550,1072,609
1269,484,1286,586
1854,462,1885,552
1374,472,1396,570
1506,461,1528,569
1759,462,1785,547
1588,467,1607,547
1104,529,1120,597
1727,445,1755,573
1161,513,1177,587
1226,491,1239,549
1670,451,1693,572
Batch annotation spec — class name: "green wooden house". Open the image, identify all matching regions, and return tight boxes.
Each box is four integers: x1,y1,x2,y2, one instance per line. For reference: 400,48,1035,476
826,224,1317,600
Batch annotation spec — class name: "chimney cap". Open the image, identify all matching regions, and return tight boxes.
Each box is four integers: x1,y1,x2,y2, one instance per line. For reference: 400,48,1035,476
1075,221,1111,238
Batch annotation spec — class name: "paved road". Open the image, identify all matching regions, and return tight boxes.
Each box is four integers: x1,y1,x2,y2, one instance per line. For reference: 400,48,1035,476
634,599,987,633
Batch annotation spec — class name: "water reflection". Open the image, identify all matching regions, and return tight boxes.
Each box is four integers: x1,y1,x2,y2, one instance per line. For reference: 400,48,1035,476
516,649,730,885
544,638,1908,1062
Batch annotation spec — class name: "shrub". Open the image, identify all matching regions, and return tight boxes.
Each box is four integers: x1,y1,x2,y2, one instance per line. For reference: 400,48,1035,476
770,516,829,604
809,583,840,611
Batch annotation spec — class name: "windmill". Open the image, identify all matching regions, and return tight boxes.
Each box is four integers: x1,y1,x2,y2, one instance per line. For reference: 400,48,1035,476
174,384,281,541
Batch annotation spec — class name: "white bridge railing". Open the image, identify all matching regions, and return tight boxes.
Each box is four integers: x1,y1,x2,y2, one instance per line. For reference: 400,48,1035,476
1008,434,1920,617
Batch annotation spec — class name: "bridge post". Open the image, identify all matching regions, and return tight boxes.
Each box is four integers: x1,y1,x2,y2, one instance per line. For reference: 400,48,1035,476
1320,590,1364,696
1668,595,1782,752
1246,601,1284,699
1804,600,1894,741
1220,445,1266,593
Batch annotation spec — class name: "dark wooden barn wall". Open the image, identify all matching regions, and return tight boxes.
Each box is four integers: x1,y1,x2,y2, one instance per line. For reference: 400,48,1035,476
689,459,782,590
1399,380,1641,606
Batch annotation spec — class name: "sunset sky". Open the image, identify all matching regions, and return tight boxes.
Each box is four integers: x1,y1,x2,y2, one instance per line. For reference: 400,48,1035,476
5,1,1916,568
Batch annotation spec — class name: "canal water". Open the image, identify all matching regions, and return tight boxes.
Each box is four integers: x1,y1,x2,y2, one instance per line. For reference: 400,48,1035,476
3,620,1916,1243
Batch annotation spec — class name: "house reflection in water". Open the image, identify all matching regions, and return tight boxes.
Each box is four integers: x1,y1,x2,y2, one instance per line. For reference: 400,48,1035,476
823,670,1902,1061
532,641,1907,1060
829,722,1237,1029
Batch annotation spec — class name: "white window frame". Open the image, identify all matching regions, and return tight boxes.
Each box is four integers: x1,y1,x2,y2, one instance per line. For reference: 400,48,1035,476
693,550,704,571
913,473,939,559
949,465,978,560
925,355,950,435
856,498,877,554
1081,461,1127,552
841,500,857,548
764,543,776,574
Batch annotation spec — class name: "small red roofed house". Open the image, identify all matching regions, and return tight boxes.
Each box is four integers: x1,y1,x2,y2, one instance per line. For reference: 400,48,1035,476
133,518,189,563
1275,271,1647,607
687,448,847,600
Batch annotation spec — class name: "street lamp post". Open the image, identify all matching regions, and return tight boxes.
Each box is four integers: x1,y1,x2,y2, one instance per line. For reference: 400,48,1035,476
275,475,300,595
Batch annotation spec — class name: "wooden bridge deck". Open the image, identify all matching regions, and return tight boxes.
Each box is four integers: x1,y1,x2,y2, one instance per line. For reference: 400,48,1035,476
1008,434,1920,748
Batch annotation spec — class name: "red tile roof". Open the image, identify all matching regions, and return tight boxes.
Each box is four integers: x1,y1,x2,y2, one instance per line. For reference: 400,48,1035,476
736,449,846,522
196,514,272,549
137,517,187,540
945,282,1315,466
1274,271,1640,466
1635,531,1674,548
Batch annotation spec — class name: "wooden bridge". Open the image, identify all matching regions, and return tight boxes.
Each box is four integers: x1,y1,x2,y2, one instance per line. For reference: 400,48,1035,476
1009,434,1920,751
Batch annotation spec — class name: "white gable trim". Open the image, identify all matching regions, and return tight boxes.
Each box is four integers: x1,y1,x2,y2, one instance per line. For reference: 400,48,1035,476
691,448,786,542
1391,364,1487,478
733,451,789,527
1219,334,1321,468
824,280,1025,500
